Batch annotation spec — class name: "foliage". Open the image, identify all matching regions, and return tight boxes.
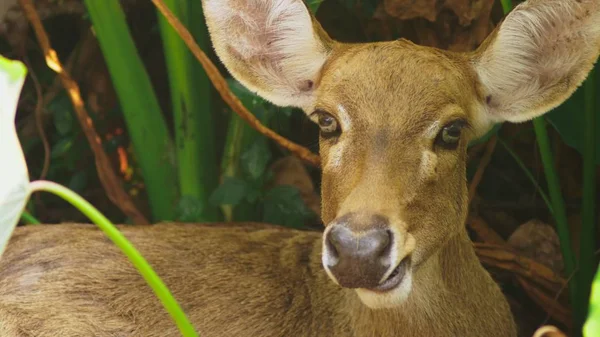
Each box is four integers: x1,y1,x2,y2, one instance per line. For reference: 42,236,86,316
157,0,220,222
83,0,179,222
211,80,316,229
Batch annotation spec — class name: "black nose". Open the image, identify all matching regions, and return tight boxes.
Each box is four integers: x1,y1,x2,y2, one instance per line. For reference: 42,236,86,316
325,222,393,289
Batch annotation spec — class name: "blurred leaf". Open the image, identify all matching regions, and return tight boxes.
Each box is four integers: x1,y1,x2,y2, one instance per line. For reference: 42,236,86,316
263,185,314,229
176,195,205,222
51,138,74,158
209,177,250,206
547,65,600,165
307,0,324,13
50,95,74,135
241,138,272,180
68,171,88,193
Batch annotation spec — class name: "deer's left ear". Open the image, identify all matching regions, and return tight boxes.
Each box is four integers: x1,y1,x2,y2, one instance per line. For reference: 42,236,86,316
472,0,600,126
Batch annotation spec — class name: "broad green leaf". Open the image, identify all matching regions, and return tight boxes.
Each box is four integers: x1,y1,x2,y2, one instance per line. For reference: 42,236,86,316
50,95,74,135
241,138,272,180
51,138,74,158
263,185,315,229
584,263,600,337
68,171,88,193
175,195,205,222
0,55,30,258
547,65,600,165
209,177,250,206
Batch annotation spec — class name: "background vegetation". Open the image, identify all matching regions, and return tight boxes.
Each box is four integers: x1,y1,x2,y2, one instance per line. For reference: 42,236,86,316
0,0,598,336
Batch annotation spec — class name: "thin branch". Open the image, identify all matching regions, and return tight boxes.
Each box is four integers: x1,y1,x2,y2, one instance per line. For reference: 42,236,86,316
151,0,321,167
19,0,149,225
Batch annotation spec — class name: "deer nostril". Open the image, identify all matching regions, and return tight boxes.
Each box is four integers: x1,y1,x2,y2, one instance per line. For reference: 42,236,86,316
325,231,340,261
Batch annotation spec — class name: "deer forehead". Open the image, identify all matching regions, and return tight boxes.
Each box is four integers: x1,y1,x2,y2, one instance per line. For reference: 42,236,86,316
314,41,480,133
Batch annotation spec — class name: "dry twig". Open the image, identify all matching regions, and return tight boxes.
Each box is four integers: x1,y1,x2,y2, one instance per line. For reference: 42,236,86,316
151,0,321,167
19,0,149,225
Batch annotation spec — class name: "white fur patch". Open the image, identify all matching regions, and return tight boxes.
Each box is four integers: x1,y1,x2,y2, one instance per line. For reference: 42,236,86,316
355,271,413,309
203,0,331,108
475,0,600,124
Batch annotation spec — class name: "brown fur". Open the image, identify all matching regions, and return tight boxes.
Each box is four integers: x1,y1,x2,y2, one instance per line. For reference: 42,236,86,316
1,0,599,335
0,223,512,336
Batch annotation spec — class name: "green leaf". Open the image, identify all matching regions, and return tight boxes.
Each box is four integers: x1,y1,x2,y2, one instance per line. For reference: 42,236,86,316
263,185,314,229
241,138,272,180
547,65,600,165
175,195,205,222
209,177,250,206
307,0,324,13
53,107,74,136
49,94,74,135
68,171,88,193
51,138,74,158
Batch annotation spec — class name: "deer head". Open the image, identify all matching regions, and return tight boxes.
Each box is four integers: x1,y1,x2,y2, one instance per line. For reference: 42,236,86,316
201,0,600,309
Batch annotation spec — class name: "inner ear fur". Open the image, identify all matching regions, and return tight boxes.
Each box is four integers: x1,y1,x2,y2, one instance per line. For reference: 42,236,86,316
201,0,335,109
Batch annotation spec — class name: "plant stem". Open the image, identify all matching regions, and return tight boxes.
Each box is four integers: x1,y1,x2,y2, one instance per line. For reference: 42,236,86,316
83,0,179,222
580,67,597,324
532,118,578,303
28,180,198,337
157,0,220,221
20,210,40,225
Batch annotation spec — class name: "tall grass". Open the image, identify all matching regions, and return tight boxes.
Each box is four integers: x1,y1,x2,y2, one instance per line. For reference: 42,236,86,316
157,0,220,221
83,0,178,222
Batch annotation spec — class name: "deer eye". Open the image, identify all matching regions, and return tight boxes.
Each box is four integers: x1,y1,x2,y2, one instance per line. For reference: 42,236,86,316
314,111,341,138
435,120,467,150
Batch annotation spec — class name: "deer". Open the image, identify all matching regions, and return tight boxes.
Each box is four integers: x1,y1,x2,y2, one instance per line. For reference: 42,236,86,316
1,0,599,336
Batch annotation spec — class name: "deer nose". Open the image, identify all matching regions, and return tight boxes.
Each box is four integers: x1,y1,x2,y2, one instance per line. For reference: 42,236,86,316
324,222,393,289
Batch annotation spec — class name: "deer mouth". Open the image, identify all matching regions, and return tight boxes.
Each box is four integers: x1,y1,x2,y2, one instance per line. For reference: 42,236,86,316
369,257,411,293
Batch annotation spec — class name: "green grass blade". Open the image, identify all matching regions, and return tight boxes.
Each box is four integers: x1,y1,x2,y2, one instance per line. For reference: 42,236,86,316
83,0,178,221
580,67,597,323
20,210,40,225
29,180,198,337
157,0,220,221
497,138,554,214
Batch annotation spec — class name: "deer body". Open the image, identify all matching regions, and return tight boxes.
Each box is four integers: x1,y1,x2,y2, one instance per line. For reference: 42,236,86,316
0,223,512,337
1,0,599,336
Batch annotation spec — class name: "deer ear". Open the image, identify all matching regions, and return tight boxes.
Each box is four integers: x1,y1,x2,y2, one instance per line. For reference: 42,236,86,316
472,0,600,125
201,0,334,109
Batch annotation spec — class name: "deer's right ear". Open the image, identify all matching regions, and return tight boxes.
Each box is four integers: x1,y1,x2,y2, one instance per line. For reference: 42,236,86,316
201,0,334,109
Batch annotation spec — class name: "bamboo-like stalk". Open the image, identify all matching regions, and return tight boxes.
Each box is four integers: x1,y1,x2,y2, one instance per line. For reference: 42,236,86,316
579,67,597,327
83,0,179,221
157,0,220,221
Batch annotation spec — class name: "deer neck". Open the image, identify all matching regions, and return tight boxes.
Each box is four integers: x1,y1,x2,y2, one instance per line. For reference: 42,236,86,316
343,229,506,336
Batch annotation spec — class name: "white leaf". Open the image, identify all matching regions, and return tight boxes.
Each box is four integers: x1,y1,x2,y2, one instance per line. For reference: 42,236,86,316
0,55,30,258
